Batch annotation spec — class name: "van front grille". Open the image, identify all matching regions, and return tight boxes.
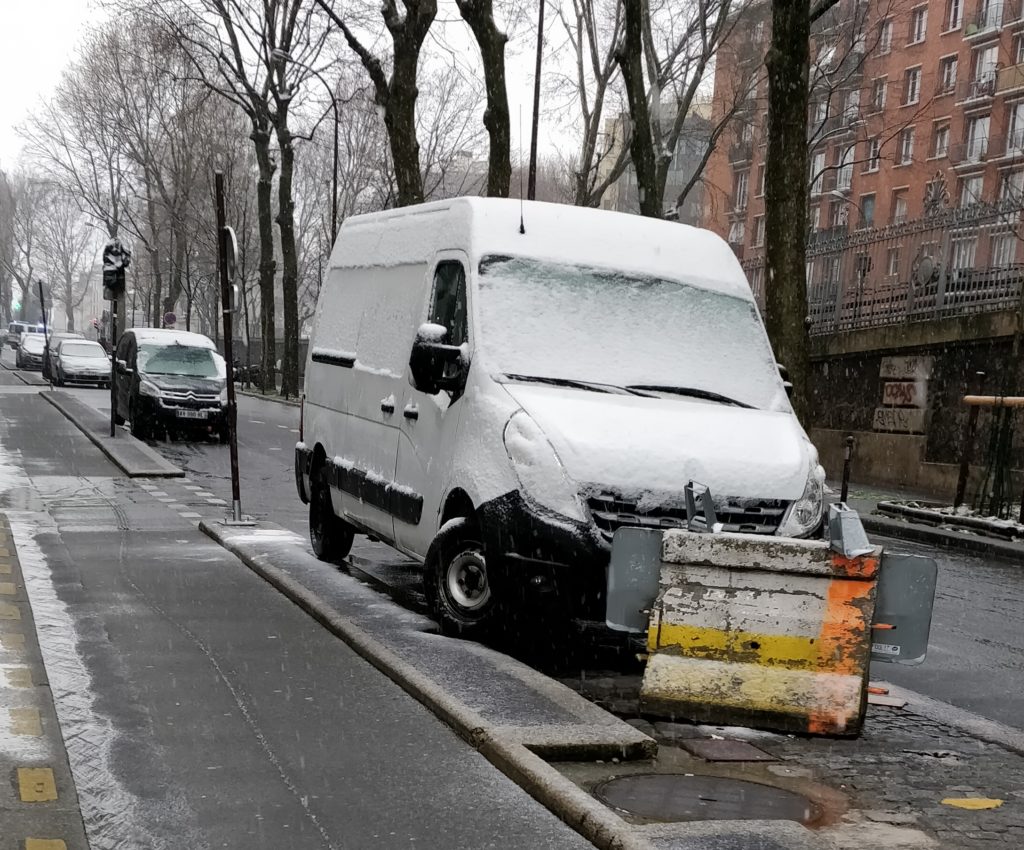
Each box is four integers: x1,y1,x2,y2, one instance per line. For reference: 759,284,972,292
587,493,788,541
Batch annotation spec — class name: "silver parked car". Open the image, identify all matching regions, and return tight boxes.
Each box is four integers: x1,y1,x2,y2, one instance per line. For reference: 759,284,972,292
54,339,111,387
15,333,46,369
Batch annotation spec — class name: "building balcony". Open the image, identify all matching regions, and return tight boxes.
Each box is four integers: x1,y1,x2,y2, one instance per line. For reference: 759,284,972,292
729,139,754,163
957,74,997,103
965,3,1006,38
949,138,992,166
992,130,1024,158
998,62,1024,93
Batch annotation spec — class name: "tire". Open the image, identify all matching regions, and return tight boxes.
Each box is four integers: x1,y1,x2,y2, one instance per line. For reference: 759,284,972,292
309,463,354,563
424,518,497,638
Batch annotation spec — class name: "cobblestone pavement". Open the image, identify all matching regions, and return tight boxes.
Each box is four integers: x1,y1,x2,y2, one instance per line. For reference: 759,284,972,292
562,677,1024,848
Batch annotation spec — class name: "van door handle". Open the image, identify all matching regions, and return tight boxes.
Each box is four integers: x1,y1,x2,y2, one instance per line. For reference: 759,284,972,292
380,398,395,415
403,404,419,421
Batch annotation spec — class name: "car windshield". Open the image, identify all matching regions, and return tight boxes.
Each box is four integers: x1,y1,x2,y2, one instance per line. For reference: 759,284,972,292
60,342,105,358
22,336,45,353
138,343,218,378
475,255,788,412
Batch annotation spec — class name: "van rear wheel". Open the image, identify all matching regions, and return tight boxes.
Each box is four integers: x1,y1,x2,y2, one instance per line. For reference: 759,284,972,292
425,518,497,638
309,464,354,563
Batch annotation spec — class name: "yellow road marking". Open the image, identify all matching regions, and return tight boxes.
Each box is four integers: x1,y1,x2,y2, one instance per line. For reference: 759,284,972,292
0,602,20,620
26,840,68,850
0,561,11,574
0,582,16,595
0,633,25,650
10,707,42,736
18,767,57,802
6,667,32,688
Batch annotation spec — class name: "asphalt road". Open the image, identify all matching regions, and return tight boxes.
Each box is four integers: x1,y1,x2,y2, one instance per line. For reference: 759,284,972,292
0,357,594,849
19,344,1024,731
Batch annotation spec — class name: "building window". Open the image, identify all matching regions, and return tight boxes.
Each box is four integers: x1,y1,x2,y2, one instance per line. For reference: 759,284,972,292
1015,34,1024,65
960,174,984,206
871,78,887,111
904,68,922,105
753,215,765,246
899,127,916,164
909,6,928,43
728,220,745,243
741,122,754,143
932,125,950,158
951,236,977,270
844,89,861,122
838,145,855,189
865,137,882,171
813,100,828,126
972,46,998,97
892,190,909,223
757,163,766,196
733,170,749,210
811,151,826,194
886,246,902,276
860,194,876,228
992,232,1017,266
829,200,846,227
1000,169,1024,201
947,0,962,29
810,205,821,230
966,115,990,161
939,56,958,94
1009,102,1024,153
979,0,1003,29
879,19,893,54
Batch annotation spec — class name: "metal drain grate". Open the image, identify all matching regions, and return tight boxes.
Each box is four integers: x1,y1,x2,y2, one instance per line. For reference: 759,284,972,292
593,773,820,824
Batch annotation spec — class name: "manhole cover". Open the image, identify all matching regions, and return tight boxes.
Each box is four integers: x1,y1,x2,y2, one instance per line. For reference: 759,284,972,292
593,774,820,824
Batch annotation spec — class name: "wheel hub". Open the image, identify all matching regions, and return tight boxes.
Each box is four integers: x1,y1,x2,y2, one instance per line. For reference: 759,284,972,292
446,551,490,611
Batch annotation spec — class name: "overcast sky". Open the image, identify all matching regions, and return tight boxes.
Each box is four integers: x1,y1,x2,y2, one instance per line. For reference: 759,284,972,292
0,0,106,168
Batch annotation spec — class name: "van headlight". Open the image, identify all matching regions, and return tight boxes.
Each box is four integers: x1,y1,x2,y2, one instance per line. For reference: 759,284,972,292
219,387,228,405
777,462,825,538
138,378,161,398
503,411,586,523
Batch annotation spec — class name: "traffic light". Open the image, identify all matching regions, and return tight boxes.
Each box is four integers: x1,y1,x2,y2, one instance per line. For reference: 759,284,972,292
102,238,132,301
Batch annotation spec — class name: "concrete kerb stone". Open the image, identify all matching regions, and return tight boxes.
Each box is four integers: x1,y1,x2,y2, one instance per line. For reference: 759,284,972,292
199,519,659,850
861,514,1024,565
39,391,183,478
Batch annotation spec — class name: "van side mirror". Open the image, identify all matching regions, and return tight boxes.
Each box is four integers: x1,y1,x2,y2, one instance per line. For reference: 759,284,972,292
409,323,467,395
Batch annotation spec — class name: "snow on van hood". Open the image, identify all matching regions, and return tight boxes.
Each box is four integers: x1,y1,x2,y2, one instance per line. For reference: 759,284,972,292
502,383,811,502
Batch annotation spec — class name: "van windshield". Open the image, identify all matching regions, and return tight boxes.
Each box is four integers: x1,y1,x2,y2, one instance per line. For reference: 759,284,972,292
476,255,788,412
138,344,219,378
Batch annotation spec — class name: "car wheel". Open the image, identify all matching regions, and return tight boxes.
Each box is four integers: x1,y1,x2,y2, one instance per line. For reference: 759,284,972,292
424,518,497,638
309,463,354,563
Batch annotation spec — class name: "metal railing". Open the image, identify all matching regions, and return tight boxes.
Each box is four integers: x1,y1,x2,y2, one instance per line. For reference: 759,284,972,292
729,139,753,163
950,137,991,165
742,200,1024,335
957,74,997,102
972,2,1005,31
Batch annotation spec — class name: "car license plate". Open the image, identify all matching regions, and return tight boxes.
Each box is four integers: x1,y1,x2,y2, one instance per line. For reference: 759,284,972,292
176,410,206,420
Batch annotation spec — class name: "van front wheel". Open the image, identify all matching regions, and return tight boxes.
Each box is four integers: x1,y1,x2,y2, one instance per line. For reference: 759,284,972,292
309,465,354,563
425,519,497,638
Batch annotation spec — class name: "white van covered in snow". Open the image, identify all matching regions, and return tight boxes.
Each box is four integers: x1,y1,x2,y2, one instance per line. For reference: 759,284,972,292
296,198,824,635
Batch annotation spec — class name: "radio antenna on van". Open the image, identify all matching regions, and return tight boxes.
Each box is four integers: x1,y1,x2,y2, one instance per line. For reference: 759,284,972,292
518,104,526,235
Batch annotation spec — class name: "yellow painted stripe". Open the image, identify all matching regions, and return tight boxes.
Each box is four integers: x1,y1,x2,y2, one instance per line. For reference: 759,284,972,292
10,707,42,736
18,767,58,802
0,582,16,595
0,561,11,575
649,622,822,670
0,633,25,650
26,840,68,850
0,602,20,620
6,667,32,688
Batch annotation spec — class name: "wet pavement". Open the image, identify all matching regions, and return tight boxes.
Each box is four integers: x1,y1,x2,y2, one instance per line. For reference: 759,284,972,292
0,384,594,848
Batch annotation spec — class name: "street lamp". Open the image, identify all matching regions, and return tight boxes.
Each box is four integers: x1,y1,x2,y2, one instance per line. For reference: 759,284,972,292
271,48,339,238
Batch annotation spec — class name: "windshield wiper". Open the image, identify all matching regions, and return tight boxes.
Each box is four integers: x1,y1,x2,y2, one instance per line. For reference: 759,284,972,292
627,385,754,409
502,373,655,396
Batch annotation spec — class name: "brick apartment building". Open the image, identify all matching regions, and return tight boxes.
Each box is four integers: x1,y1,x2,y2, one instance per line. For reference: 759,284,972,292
703,0,1024,320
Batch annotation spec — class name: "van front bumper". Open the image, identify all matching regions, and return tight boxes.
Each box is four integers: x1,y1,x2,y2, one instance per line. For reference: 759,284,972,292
295,443,312,504
476,491,609,624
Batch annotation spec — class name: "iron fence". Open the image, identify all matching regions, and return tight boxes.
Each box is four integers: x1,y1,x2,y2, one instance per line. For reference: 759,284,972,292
742,200,1024,335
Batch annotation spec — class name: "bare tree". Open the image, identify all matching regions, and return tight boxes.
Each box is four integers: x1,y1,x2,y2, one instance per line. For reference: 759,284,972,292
0,174,47,321
39,189,95,332
0,171,15,325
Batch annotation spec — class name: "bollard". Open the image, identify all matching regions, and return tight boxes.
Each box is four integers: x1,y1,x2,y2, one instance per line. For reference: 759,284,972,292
840,434,854,504
640,529,881,736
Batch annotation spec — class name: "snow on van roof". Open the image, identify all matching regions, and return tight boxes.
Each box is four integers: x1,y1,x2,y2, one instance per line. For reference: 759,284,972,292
130,328,216,348
333,198,752,300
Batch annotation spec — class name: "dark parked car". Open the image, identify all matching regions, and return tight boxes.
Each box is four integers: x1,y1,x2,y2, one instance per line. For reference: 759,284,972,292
15,333,46,369
113,328,228,442
54,339,111,387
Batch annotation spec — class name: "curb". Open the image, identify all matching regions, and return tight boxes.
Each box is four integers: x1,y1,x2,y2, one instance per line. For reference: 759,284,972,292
40,392,184,478
200,519,658,850
862,513,1024,564
236,388,300,407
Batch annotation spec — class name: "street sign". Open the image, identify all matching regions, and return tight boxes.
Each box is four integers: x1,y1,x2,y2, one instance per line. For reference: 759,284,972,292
224,226,239,282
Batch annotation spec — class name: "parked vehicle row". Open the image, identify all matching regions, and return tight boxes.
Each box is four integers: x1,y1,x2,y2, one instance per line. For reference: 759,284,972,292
7,321,43,350
295,198,825,636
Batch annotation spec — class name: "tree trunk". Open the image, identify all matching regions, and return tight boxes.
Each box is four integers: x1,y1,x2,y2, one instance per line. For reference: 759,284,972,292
252,125,278,392
387,53,425,206
458,0,511,197
764,0,812,422
65,291,75,333
617,0,661,217
275,119,300,398
165,220,187,316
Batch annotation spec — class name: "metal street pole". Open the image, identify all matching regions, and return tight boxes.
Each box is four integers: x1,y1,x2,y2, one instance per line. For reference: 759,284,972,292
37,280,50,388
215,171,244,523
527,0,545,200
109,296,118,437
